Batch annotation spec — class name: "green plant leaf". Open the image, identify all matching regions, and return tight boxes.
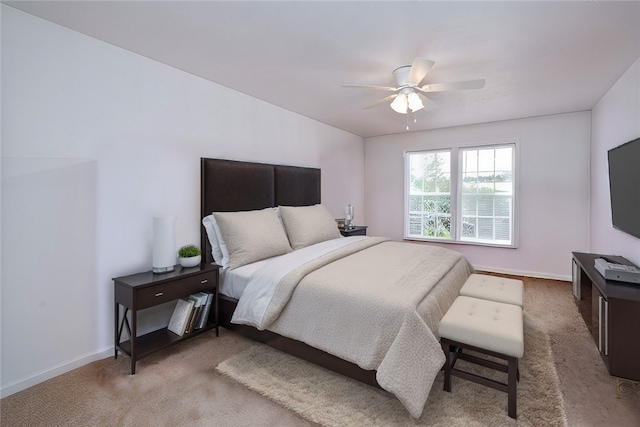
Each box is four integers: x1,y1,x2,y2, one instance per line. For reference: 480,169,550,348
178,245,201,258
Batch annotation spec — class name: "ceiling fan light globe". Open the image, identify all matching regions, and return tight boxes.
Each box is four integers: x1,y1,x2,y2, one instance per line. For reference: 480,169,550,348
390,94,408,114
407,92,424,112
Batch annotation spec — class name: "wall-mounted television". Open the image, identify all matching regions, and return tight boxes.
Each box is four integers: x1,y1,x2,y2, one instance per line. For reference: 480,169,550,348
608,136,640,240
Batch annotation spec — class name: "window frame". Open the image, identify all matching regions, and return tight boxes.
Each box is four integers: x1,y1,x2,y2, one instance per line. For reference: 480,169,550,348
404,142,518,248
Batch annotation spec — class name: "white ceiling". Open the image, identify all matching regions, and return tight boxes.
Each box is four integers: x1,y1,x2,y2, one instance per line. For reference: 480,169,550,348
5,1,640,138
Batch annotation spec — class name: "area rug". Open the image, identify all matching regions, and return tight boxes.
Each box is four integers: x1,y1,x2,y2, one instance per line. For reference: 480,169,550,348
216,313,567,426
619,377,640,403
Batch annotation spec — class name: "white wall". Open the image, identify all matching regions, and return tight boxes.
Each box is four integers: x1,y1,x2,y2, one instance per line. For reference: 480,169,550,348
590,57,640,265
365,112,591,280
0,6,364,396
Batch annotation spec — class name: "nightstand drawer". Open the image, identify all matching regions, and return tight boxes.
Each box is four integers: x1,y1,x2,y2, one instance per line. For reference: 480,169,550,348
137,272,217,309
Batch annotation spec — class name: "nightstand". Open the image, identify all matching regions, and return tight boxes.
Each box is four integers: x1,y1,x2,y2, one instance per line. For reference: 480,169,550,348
113,263,220,374
340,225,368,237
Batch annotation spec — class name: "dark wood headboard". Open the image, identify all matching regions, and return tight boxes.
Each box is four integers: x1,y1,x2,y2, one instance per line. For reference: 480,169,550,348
200,158,321,264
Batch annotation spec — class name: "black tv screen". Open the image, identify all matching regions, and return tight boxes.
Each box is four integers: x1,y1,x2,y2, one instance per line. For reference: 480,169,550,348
608,136,640,239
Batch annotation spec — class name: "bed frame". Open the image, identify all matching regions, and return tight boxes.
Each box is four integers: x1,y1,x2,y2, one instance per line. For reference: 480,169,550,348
200,158,379,387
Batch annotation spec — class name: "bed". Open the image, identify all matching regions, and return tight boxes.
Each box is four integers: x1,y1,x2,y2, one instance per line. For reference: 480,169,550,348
200,158,473,418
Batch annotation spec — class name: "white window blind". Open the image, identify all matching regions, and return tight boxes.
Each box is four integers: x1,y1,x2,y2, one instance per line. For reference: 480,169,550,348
460,145,514,245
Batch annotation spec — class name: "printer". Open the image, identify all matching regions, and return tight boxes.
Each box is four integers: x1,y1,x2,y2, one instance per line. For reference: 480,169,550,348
594,257,640,284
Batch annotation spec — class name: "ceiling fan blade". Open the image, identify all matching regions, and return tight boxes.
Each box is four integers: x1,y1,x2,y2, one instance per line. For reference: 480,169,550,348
364,94,398,109
418,79,486,93
406,58,435,87
341,84,398,91
416,93,438,111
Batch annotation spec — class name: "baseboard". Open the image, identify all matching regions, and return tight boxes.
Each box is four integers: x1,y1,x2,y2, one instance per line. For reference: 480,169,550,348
0,346,113,399
472,264,571,282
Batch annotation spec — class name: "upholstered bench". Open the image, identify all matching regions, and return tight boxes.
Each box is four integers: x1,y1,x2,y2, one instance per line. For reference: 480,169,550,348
459,274,524,307
439,295,524,419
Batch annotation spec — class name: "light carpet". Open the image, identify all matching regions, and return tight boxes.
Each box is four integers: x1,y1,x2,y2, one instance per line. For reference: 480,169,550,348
216,313,567,426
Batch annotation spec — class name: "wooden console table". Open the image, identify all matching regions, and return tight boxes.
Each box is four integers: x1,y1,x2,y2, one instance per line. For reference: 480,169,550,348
572,252,640,381
113,263,219,374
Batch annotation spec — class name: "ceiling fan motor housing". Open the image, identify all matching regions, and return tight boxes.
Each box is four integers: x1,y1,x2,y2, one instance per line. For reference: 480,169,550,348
393,65,412,87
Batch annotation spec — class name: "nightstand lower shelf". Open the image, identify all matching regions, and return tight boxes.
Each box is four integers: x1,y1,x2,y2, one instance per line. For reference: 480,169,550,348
116,322,218,362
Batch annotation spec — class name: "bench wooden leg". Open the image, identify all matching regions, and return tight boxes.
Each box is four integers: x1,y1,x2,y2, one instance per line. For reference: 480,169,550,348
442,338,452,392
440,337,520,419
508,356,517,419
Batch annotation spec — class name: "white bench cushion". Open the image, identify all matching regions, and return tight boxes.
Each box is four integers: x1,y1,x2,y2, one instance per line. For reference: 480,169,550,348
439,296,524,358
460,274,524,307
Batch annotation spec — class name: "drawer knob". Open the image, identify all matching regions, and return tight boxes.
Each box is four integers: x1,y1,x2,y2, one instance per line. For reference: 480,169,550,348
155,292,164,297
201,279,208,284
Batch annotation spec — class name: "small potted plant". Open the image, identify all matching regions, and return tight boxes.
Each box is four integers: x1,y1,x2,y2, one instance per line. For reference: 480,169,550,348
178,244,202,268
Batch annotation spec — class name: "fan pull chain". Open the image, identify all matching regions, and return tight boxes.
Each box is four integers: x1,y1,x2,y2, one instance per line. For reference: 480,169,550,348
405,112,419,131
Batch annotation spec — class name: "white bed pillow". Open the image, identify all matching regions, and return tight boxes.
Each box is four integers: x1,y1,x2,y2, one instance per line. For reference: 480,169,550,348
202,214,230,267
213,209,292,269
279,204,342,250
203,207,281,268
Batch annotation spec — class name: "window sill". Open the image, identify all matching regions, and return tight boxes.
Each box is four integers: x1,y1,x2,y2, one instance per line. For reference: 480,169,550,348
403,236,517,249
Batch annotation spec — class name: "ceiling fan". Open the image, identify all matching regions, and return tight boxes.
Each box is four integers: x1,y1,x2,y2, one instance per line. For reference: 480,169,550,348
342,58,485,115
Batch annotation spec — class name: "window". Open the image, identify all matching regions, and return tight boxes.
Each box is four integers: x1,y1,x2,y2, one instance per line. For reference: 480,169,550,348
405,143,515,247
408,150,452,238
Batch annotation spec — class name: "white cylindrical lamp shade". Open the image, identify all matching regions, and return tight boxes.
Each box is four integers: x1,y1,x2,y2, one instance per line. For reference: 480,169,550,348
152,216,176,274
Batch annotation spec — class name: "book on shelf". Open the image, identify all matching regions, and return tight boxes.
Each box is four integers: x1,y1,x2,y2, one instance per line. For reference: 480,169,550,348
168,298,195,337
195,291,214,330
184,292,208,334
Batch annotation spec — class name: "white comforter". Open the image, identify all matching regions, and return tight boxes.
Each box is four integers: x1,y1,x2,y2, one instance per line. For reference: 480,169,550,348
231,236,473,418
232,236,369,327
